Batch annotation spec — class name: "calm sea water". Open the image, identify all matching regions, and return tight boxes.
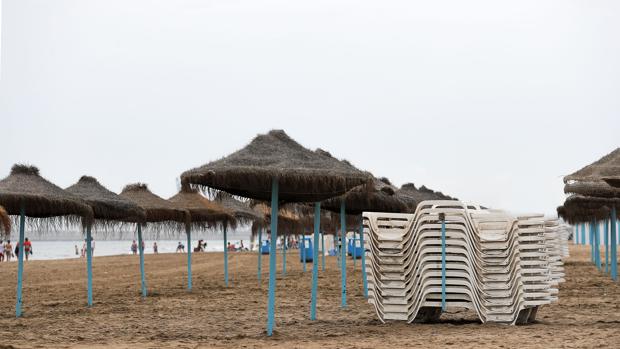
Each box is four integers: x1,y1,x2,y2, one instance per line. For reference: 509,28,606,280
1,239,253,261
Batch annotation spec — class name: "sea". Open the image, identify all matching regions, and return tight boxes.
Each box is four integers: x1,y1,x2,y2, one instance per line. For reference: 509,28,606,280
1,239,251,261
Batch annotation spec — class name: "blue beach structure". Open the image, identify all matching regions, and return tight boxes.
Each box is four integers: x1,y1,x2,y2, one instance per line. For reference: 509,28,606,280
0,165,94,317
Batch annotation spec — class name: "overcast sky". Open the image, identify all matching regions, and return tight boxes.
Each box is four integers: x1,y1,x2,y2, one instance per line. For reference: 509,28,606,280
1,0,619,217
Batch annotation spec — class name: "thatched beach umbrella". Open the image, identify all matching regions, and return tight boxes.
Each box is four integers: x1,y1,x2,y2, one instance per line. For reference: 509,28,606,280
396,182,457,213
0,206,10,236
181,130,371,335
120,183,189,297
169,186,236,289
322,175,408,300
563,147,620,281
66,175,146,306
253,202,302,276
0,164,93,317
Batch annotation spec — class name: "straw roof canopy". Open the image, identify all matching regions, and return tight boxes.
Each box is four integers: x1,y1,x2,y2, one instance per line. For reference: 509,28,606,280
66,176,146,224
181,130,372,202
564,148,620,183
168,186,236,230
214,192,264,225
252,202,301,235
564,180,620,198
396,183,458,212
322,176,408,215
119,183,189,227
0,165,93,224
0,206,10,236
602,176,620,188
557,194,616,224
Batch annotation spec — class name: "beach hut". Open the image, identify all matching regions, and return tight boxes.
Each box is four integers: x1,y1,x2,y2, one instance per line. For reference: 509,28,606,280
0,206,10,236
213,192,265,284
119,183,189,297
322,176,408,301
0,164,93,317
66,175,146,306
560,148,620,281
181,129,371,334
168,186,236,290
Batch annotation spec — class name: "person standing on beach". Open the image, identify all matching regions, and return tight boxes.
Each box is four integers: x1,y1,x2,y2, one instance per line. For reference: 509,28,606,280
4,240,12,261
153,242,158,254
23,238,33,261
0,241,4,262
131,240,138,255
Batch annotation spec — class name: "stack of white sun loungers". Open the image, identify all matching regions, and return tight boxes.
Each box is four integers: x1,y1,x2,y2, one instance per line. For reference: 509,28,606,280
363,200,569,325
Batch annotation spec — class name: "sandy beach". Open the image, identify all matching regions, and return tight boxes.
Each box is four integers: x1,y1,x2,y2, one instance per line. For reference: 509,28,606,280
0,245,618,348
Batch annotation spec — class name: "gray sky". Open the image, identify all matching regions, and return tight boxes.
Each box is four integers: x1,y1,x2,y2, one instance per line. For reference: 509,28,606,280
1,0,619,216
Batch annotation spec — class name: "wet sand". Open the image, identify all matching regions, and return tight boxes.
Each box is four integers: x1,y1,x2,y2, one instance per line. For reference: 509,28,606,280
0,245,618,348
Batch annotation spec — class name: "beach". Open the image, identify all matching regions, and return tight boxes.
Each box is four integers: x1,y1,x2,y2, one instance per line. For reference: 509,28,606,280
0,245,618,348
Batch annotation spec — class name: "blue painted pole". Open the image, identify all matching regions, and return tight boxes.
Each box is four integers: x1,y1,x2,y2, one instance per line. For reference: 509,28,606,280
257,227,262,284
581,222,586,246
340,201,347,308
590,222,594,263
15,204,26,318
282,235,287,276
186,225,192,291
336,234,340,269
266,178,279,336
302,235,306,272
137,224,147,298
574,225,578,244
352,234,356,269
604,219,609,274
321,231,325,272
310,202,321,320
86,225,93,306
440,215,447,311
594,219,601,270
224,225,229,287
611,207,617,281
359,221,368,299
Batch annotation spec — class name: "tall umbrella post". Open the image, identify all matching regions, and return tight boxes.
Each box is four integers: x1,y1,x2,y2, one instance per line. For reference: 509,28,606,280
86,225,94,306
594,219,601,270
15,204,26,318
282,235,287,276
302,235,306,273
581,223,586,246
604,219,609,274
257,227,262,283
574,225,578,244
359,221,368,299
224,225,229,287
590,222,594,263
340,200,347,308
611,207,618,281
310,202,320,320
186,225,192,291
352,234,356,270
267,178,279,336
321,232,325,272
137,224,147,298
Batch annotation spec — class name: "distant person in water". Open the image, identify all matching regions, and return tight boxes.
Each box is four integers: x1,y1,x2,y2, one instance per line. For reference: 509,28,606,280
176,242,185,253
153,242,158,254
239,240,245,251
75,244,79,256
131,240,138,255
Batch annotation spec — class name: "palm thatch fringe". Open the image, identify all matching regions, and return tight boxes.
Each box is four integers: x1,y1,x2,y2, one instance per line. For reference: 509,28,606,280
396,183,458,212
213,192,264,226
563,180,620,198
181,130,372,202
119,183,189,230
0,165,93,228
322,176,407,215
168,186,237,231
0,206,10,236
66,175,146,224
